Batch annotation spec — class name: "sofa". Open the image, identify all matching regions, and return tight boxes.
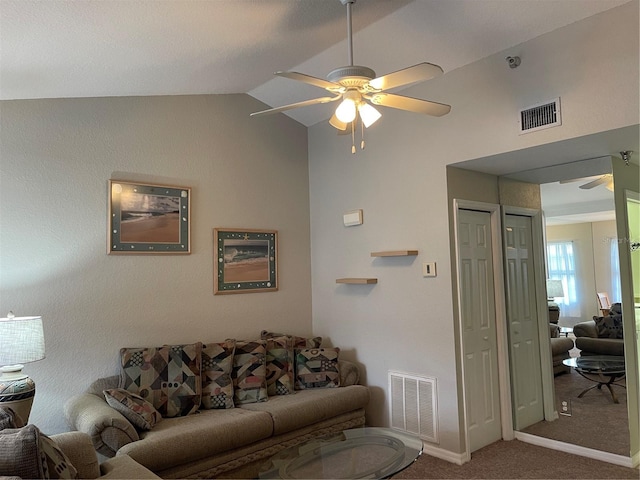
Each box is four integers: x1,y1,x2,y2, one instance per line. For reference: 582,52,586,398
64,335,370,479
550,324,573,375
0,407,159,479
573,303,624,357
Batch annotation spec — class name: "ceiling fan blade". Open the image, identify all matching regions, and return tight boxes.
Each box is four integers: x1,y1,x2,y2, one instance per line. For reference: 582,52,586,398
275,71,342,92
250,96,341,117
368,63,444,91
579,175,610,189
367,92,451,117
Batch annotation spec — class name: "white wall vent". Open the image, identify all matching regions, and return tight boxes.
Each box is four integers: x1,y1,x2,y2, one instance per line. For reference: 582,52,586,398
519,97,561,134
389,371,438,443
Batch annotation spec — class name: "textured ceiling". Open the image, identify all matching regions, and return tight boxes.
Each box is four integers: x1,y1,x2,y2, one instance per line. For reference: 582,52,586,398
1,0,631,127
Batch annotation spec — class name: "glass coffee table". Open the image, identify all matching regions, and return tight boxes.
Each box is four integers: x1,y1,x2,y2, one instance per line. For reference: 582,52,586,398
258,427,423,479
562,355,626,403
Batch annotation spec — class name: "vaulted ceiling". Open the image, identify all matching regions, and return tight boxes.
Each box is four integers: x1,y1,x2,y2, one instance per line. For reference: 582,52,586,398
1,0,631,127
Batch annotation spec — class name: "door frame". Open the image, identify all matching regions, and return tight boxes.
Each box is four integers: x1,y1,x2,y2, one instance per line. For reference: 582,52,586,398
453,199,514,462
502,206,557,422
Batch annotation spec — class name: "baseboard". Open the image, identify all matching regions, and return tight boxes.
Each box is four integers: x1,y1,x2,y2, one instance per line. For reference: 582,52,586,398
421,443,468,465
515,431,636,469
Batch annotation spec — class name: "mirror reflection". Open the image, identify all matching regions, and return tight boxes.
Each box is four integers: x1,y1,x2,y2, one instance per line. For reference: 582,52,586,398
517,170,630,457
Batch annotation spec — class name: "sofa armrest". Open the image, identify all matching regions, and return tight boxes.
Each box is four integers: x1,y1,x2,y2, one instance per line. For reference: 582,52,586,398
573,320,598,338
64,393,139,458
339,360,360,386
100,455,161,479
51,431,101,479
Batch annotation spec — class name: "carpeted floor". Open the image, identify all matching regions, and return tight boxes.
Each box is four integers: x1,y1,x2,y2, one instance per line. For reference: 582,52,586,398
393,439,639,479
521,368,629,456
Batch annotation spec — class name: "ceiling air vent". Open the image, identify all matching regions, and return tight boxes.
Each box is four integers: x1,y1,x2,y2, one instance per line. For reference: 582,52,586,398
519,97,561,134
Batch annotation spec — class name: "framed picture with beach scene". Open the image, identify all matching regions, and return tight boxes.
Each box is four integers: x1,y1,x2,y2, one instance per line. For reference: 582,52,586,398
108,180,191,254
214,228,278,294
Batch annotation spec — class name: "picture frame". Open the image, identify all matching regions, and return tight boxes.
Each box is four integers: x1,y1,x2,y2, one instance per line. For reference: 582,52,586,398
214,228,278,294
108,180,191,254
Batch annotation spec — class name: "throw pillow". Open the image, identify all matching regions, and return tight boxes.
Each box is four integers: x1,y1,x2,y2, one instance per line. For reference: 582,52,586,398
232,340,268,404
39,434,79,479
103,388,162,430
201,339,236,409
0,425,45,479
0,407,24,430
295,348,341,389
261,330,322,349
264,335,295,395
593,314,623,339
119,342,202,417
0,425,78,479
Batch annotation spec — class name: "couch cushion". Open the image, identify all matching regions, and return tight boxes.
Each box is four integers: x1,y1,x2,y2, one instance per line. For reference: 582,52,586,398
261,330,322,349
201,340,236,409
593,314,623,339
240,385,370,435
117,408,273,473
232,340,268,405
104,388,162,430
264,335,295,396
295,348,340,389
575,337,624,356
119,343,202,418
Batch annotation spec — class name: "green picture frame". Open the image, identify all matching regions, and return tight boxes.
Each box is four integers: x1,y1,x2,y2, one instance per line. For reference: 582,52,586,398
214,228,278,294
108,180,191,254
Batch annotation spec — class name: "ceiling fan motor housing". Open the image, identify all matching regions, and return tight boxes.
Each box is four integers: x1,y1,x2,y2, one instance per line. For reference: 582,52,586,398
327,66,376,88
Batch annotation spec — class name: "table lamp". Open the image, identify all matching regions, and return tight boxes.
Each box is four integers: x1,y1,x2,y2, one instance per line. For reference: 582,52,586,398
546,279,565,302
0,312,45,423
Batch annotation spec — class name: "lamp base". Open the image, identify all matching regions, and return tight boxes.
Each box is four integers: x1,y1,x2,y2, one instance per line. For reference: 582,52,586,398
0,368,36,424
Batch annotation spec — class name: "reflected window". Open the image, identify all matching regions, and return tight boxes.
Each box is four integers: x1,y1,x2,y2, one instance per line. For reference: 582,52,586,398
610,238,622,302
547,241,581,317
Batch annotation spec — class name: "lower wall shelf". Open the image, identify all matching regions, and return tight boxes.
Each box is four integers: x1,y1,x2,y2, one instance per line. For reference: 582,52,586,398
336,278,378,284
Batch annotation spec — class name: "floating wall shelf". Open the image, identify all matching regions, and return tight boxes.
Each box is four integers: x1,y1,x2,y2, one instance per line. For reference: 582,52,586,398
336,278,378,284
370,250,418,257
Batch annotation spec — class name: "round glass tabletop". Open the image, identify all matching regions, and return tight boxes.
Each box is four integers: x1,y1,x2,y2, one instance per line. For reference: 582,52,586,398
258,427,423,479
562,355,625,374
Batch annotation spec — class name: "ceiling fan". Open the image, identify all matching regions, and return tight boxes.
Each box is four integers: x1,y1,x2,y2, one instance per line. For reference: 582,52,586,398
250,0,451,153
561,174,614,191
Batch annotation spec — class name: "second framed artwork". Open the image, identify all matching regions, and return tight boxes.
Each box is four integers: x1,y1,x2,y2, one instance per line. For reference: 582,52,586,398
214,228,278,294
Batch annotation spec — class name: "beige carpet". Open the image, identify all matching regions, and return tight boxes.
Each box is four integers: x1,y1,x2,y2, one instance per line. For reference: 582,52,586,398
521,368,629,456
393,439,639,479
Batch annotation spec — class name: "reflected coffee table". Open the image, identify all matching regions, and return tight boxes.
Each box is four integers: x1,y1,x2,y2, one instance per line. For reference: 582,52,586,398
562,355,626,403
258,427,423,479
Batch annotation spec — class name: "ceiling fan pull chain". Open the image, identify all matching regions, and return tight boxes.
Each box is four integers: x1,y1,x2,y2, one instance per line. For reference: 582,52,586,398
361,119,365,150
351,121,356,154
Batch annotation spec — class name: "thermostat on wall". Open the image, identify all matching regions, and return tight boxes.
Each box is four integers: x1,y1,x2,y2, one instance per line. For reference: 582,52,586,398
343,209,363,227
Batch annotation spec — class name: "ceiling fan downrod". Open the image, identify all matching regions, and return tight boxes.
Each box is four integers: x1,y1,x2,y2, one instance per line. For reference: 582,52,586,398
341,0,355,66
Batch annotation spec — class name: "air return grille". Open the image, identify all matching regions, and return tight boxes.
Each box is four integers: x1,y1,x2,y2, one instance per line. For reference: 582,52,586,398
389,371,438,443
519,97,561,134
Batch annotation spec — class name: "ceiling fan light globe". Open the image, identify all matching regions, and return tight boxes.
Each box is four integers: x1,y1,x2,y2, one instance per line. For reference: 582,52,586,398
358,102,381,128
329,114,348,131
335,98,357,123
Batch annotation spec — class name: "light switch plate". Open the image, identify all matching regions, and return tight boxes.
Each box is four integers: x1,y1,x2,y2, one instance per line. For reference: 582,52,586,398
423,262,437,277
343,209,363,227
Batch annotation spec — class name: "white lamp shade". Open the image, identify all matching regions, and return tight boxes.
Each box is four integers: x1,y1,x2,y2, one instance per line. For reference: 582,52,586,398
0,316,45,366
546,279,565,299
358,103,382,128
335,98,357,123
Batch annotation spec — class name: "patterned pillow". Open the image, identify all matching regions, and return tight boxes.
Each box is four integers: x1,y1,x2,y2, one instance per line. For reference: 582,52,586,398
264,335,295,395
232,340,268,404
594,314,623,339
0,407,24,430
260,330,322,349
40,434,79,479
201,339,236,409
295,348,341,389
119,343,202,417
103,388,162,430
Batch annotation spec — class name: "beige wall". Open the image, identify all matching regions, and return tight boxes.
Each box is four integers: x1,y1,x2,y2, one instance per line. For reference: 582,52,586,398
308,2,638,455
0,94,312,434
